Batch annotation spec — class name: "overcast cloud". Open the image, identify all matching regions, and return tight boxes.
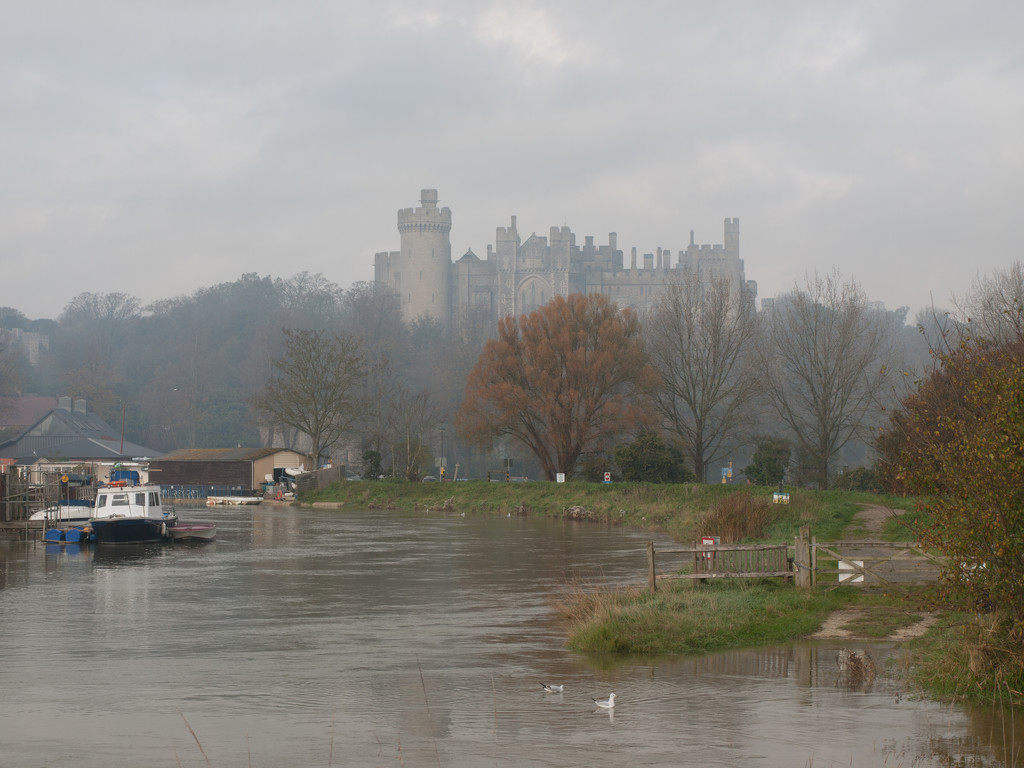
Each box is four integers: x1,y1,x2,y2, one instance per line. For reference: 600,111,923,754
2,1,1022,320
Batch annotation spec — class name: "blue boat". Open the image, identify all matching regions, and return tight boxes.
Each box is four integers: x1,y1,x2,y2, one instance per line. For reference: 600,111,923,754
88,482,176,544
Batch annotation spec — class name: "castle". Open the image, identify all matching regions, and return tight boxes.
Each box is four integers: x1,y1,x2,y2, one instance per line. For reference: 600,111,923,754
374,189,756,325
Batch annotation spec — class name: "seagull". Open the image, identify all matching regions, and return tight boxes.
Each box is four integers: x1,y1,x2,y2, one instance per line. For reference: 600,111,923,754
540,683,564,693
592,693,616,709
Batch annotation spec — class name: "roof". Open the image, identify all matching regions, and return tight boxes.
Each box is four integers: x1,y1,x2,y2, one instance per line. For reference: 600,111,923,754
152,447,289,463
0,405,158,462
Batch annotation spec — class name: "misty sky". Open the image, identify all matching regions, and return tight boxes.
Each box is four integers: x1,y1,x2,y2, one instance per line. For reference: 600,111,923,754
2,1,1022,321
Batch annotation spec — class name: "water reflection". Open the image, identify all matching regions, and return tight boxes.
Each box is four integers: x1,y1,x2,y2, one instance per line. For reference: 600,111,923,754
0,506,1019,767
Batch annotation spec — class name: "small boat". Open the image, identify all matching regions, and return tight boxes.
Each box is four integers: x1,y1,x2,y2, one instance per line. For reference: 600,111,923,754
89,481,177,544
168,523,217,542
205,496,262,506
29,499,95,524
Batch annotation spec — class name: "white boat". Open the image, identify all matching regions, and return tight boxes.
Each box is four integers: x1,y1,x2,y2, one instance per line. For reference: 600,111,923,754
89,481,177,544
205,496,262,506
29,500,94,523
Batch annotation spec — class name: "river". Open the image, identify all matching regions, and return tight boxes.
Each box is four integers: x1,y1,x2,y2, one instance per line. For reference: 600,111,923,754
0,505,1018,767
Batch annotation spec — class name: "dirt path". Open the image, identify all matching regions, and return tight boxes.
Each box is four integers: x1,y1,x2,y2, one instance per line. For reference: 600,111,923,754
808,607,940,640
808,502,939,641
847,502,902,537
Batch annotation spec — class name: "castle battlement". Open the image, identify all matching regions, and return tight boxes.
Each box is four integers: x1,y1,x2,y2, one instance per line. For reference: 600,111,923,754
397,189,452,233
375,190,749,324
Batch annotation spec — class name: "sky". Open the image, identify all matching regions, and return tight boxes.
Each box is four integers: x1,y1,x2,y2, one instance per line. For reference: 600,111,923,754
2,1,1022,321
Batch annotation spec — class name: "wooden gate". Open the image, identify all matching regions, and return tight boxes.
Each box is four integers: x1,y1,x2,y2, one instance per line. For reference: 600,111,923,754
793,529,944,589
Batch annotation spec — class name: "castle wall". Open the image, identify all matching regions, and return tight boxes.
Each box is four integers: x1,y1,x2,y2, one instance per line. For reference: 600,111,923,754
375,190,753,326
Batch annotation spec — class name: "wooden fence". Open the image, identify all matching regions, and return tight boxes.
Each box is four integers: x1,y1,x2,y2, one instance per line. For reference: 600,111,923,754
647,541,792,592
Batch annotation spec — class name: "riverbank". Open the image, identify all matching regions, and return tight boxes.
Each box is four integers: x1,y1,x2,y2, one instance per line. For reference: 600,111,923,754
302,478,912,543
304,479,930,644
305,478,1024,705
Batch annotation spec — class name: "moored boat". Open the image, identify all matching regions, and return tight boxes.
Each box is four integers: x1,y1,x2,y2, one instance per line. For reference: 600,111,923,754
89,481,177,544
205,496,262,506
168,523,217,542
29,499,95,524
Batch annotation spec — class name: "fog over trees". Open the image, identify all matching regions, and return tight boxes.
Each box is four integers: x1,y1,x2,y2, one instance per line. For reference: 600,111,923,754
645,272,759,483
3,263,1019,486
757,272,899,489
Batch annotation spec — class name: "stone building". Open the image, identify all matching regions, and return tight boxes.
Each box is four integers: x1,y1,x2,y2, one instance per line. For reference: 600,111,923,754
374,189,756,325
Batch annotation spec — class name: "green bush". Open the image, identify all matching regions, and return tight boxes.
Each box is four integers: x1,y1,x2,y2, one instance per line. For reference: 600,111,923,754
744,436,790,486
614,430,694,483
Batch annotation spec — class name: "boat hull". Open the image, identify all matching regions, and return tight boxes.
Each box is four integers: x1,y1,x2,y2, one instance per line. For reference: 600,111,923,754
90,516,176,544
206,496,262,506
169,523,217,542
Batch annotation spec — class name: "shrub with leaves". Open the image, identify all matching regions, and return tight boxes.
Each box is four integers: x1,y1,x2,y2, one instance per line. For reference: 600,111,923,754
614,429,693,483
744,436,790,486
881,336,1024,636
831,466,881,492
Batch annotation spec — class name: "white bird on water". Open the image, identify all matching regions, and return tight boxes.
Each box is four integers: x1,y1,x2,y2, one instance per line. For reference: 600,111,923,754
592,693,616,709
540,683,564,693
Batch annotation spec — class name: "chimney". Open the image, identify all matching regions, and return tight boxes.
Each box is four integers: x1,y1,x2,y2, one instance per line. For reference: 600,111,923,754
74,399,87,414
58,396,72,411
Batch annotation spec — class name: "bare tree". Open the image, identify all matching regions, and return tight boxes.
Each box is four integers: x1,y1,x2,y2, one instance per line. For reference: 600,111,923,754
645,272,759,482
252,328,366,466
387,387,441,480
758,271,895,489
57,292,143,423
953,261,1024,344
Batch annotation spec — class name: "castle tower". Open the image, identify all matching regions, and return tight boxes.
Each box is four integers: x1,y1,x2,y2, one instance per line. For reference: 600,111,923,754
724,217,739,255
396,189,452,323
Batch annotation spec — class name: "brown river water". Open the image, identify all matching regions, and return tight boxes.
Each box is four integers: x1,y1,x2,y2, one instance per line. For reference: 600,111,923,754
0,505,1019,767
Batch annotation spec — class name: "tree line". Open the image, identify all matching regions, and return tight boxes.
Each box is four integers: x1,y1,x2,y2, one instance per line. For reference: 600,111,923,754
1,264,1021,492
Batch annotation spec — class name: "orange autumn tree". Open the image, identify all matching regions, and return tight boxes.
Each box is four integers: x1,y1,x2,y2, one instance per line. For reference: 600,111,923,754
456,293,657,480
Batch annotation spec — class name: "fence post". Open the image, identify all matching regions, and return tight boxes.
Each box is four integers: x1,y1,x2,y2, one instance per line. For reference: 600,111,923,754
811,534,818,589
648,541,656,593
794,527,812,590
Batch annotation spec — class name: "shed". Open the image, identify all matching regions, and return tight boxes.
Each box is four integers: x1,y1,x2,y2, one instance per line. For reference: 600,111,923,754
148,448,307,490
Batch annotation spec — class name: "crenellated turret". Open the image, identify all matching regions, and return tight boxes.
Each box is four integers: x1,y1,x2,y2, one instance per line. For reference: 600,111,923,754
395,189,452,323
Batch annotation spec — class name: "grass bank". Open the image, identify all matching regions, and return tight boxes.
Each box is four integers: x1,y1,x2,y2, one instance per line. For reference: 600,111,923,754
304,478,913,544
555,578,859,655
